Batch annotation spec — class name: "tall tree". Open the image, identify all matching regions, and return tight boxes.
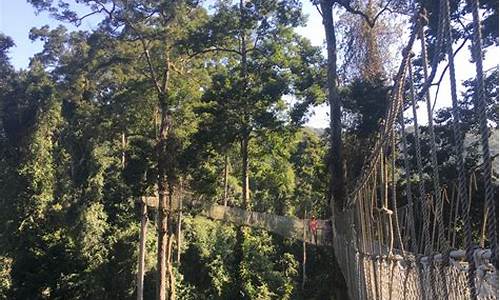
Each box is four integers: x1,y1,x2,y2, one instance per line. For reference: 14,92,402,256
190,0,320,210
28,1,209,299
314,0,404,297
185,1,323,297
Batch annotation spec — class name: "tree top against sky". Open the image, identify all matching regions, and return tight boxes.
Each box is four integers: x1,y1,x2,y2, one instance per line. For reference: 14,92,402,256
0,0,497,128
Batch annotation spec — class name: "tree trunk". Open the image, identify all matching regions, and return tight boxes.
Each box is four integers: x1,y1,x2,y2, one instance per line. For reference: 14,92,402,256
235,3,251,297
167,184,176,300
320,1,349,299
223,155,229,207
157,187,168,299
302,214,307,292
241,134,250,209
156,186,168,300
137,201,148,300
239,0,250,210
156,99,175,300
122,131,127,170
176,185,183,263
321,0,345,209
237,133,250,298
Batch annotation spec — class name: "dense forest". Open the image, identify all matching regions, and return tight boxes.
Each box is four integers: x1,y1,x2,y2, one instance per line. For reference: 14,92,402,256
0,0,498,299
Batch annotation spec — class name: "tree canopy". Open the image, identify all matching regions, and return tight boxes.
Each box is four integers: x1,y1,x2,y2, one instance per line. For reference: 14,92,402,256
0,0,497,299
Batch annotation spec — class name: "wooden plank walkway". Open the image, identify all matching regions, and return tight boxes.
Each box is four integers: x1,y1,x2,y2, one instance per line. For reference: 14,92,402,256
140,196,333,246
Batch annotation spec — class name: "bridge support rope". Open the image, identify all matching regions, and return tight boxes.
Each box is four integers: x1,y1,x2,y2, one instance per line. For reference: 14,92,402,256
331,1,498,299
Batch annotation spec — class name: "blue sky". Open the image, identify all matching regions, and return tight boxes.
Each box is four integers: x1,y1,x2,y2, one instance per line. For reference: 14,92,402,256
0,0,322,69
0,0,103,68
0,1,497,128
2,0,66,68
0,0,331,127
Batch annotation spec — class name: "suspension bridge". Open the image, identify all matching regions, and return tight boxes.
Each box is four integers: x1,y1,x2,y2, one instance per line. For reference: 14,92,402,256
138,0,498,298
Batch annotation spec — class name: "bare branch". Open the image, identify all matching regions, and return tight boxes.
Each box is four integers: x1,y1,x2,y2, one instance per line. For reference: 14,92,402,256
314,3,323,18
140,39,163,95
160,56,169,95
97,0,164,95
188,47,242,59
335,0,374,27
431,36,468,111
335,0,393,28
372,0,393,25
94,0,116,21
169,62,184,75
247,47,265,56
70,9,104,26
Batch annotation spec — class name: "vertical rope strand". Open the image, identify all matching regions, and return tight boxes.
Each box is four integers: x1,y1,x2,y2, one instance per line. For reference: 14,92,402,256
451,184,460,249
470,0,497,268
447,185,455,244
442,0,476,299
382,151,395,254
399,111,418,253
409,63,430,255
442,0,468,251
391,128,405,253
418,10,447,253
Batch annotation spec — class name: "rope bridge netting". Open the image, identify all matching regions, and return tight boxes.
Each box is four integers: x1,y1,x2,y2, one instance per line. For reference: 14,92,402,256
332,0,498,299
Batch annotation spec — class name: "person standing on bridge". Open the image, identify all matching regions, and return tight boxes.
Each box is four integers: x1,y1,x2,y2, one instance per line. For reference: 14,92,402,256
309,215,318,245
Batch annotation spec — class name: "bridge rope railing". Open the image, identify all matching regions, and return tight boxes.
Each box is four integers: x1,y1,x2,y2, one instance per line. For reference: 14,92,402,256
139,195,334,246
332,1,498,299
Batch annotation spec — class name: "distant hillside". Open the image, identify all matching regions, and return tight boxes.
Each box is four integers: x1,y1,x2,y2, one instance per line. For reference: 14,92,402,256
465,128,498,154
301,126,498,173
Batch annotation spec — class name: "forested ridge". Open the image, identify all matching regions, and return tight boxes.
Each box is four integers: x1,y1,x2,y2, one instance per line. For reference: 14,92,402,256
0,0,498,299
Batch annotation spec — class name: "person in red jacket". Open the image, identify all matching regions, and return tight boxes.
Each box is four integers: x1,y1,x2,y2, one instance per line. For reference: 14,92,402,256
309,215,318,245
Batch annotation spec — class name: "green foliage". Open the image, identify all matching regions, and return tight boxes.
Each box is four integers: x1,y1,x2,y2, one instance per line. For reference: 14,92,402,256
250,130,296,213
290,128,329,218
240,228,298,300
181,217,238,299
341,77,391,184
0,34,14,83
76,202,109,271
0,257,12,299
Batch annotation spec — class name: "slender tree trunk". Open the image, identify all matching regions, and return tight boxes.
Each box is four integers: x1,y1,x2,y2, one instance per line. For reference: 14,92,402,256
302,212,307,292
157,171,169,299
122,131,127,170
137,201,148,300
176,185,183,263
234,3,251,298
321,0,345,209
237,133,251,297
240,0,250,210
157,92,175,300
241,134,250,209
223,155,229,207
320,1,349,299
156,185,168,300
167,184,176,300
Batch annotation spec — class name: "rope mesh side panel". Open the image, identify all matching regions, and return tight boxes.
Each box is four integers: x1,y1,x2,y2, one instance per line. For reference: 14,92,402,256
331,2,499,299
